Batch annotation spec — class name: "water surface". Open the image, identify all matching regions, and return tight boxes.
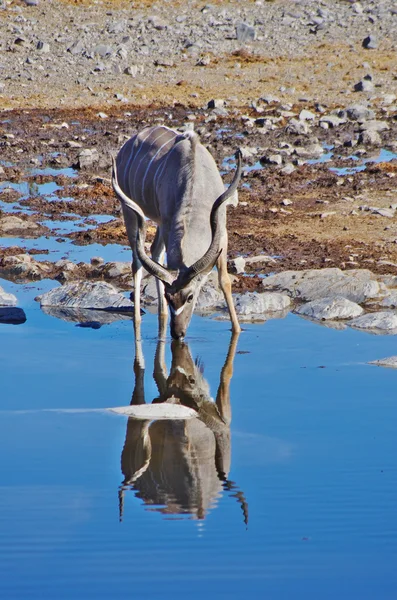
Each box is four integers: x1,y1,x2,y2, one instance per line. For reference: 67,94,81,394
1,277,397,599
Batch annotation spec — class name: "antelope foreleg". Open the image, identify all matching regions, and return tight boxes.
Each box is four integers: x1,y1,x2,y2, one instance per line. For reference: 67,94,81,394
217,248,241,334
150,229,168,340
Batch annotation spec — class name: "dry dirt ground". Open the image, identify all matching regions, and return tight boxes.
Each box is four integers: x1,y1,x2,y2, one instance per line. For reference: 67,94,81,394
1,0,397,292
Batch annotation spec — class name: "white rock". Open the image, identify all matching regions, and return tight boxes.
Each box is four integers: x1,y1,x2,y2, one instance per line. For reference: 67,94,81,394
0,285,17,307
369,356,397,369
245,254,277,266
231,256,246,274
39,281,133,311
299,109,316,121
378,291,397,308
319,115,346,127
350,311,397,332
0,216,38,232
262,268,381,303
295,296,363,320
235,292,291,316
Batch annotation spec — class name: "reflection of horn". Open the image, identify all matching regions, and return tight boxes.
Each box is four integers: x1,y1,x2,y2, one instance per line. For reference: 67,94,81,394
221,479,249,528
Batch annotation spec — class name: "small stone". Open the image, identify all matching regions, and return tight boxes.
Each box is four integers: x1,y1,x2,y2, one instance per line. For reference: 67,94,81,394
346,103,375,121
354,77,375,93
371,207,395,218
208,99,225,109
37,41,50,53
66,140,82,149
319,115,346,127
78,149,99,169
261,154,283,166
231,256,246,274
236,22,256,43
97,112,108,119
363,35,377,49
281,163,295,175
286,118,309,135
245,255,277,267
68,40,84,55
359,129,381,145
360,120,389,132
90,257,104,266
93,44,113,58
124,65,138,77
281,199,293,206
299,109,316,121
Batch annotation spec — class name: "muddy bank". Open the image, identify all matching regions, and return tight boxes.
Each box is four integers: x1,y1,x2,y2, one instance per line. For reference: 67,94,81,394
1,102,397,294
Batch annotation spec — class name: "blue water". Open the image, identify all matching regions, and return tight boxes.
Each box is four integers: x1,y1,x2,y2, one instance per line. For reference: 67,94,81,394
1,275,397,599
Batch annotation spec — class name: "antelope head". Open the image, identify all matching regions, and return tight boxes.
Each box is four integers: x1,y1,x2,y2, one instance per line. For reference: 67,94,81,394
112,151,242,339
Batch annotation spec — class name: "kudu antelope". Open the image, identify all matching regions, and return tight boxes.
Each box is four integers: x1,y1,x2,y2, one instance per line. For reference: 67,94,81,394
112,125,242,340
119,334,248,523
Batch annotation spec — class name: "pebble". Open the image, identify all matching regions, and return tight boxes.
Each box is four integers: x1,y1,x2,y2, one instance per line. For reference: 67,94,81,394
208,99,225,109
354,76,375,93
299,109,316,121
37,41,50,53
319,114,346,127
231,256,246,274
93,44,113,58
358,129,381,145
78,148,99,168
346,103,375,121
362,34,378,49
67,40,84,55
236,22,256,43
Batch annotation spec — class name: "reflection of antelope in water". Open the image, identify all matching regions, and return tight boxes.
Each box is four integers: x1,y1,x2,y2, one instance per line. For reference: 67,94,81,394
119,334,248,524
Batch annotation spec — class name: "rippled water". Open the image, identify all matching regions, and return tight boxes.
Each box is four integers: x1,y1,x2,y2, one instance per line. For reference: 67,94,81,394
1,276,397,599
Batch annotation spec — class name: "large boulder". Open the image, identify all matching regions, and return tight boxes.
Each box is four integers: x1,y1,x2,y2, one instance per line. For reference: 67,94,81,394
295,297,363,320
234,292,291,319
262,268,382,304
350,311,397,333
38,281,134,311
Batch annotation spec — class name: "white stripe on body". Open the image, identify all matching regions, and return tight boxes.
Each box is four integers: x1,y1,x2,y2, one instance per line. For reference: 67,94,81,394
123,127,153,194
153,138,182,198
141,134,176,204
133,129,172,205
